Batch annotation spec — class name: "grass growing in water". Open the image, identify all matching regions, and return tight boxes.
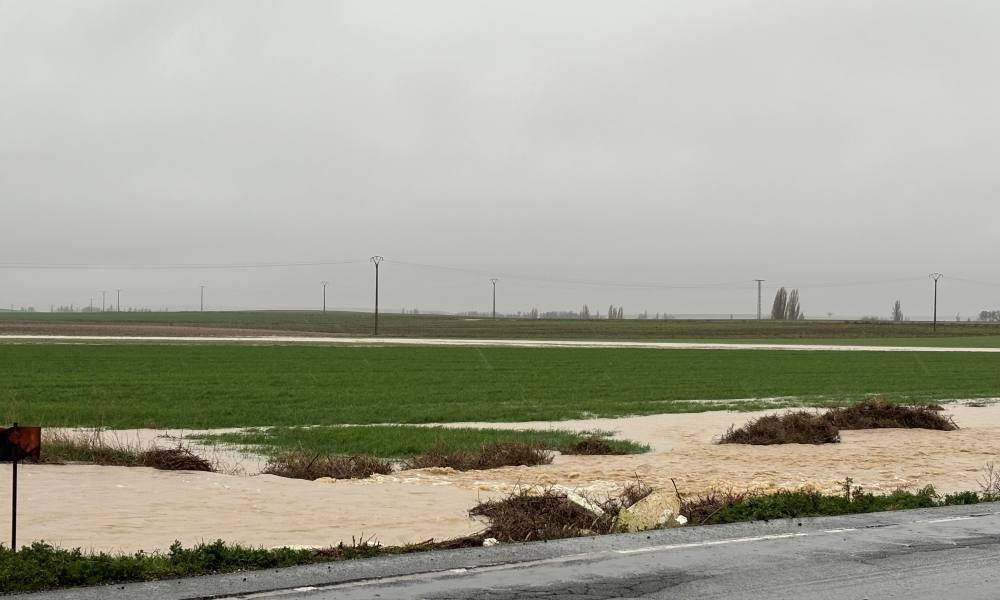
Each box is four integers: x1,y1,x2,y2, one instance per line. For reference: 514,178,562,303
195,426,648,458
403,441,553,471
263,453,393,480
41,431,213,471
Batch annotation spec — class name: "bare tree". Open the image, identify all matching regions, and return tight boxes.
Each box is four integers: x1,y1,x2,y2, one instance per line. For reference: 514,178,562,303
891,300,904,322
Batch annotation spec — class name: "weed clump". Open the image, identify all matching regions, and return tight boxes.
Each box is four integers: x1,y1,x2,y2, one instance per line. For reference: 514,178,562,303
823,398,957,431
139,448,213,472
404,441,553,471
719,412,840,445
263,453,393,480
469,482,652,542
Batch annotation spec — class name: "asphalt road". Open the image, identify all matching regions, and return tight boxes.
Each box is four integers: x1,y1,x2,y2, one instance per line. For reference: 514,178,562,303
4,334,1000,352
27,503,1000,600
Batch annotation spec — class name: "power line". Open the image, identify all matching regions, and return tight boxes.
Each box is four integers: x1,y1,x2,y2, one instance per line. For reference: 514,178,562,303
387,260,753,290
0,259,368,271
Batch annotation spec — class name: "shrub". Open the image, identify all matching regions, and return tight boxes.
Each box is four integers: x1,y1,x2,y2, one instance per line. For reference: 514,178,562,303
469,482,651,542
823,398,957,431
719,412,840,445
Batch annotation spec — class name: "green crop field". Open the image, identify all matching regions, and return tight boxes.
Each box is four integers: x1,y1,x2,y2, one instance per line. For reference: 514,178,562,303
3,310,1000,345
3,343,999,429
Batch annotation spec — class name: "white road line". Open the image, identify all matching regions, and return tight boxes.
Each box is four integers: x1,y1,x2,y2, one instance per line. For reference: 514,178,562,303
3,334,1000,353
615,532,811,555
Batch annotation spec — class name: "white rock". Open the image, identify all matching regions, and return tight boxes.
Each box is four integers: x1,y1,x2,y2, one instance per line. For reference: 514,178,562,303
615,491,685,533
482,537,500,547
566,491,605,516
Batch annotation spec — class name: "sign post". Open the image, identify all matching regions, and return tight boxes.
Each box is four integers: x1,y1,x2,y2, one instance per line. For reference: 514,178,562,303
1,423,41,552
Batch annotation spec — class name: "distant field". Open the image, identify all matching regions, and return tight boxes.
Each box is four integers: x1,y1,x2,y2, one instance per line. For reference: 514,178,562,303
3,344,999,428
3,310,1000,345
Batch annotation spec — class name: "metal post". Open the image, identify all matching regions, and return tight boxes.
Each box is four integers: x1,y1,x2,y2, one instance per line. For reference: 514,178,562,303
371,257,383,335
100,290,107,312
116,289,121,313
200,286,205,312
11,422,17,553
490,278,498,320
929,273,943,332
321,282,328,314
754,280,765,320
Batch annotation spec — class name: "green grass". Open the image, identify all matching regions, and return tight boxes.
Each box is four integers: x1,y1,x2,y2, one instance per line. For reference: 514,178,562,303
0,539,386,594
689,485,983,526
3,344,1000,428
5,310,1000,344
194,426,648,457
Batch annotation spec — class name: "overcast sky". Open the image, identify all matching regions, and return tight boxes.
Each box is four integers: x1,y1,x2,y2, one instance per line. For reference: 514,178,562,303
2,0,998,318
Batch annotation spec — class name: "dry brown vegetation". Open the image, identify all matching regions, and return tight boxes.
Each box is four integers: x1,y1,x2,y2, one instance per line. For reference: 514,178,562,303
403,441,553,471
719,412,840,445
262,453,393,480
680,488,753,525
41,431,213,472
469,482,652,542
720,398,958,445
823,398,957,431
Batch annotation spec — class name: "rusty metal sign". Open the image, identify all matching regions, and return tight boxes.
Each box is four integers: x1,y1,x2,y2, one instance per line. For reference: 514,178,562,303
0,425,41,462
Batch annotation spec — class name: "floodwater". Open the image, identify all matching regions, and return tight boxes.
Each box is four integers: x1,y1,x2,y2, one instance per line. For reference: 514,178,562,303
3,403,998,553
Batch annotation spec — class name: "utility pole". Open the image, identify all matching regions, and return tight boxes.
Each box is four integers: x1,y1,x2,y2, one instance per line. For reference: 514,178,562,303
929,273,943,332
490,278,498,319
321,281,329,314
100,290,107,312
371,256,383,335
116,289,121,313
200,285,205,312
753,279,765,320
